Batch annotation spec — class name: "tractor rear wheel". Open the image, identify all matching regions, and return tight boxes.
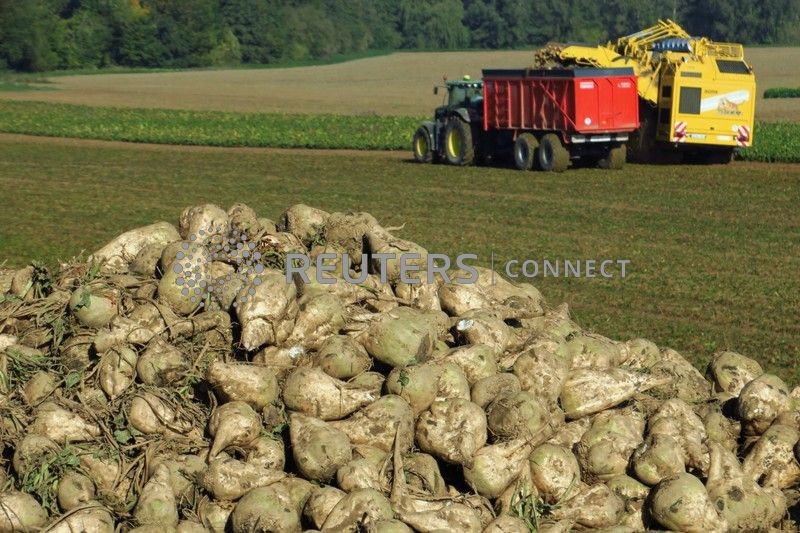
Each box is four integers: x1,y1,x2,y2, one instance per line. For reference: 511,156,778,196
599,145,626,170
514,133,538,170
444,118,475,166
412,126,433,163
538,133,570,172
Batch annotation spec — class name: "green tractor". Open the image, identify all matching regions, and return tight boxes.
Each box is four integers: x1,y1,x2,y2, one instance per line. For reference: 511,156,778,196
412,76,484,165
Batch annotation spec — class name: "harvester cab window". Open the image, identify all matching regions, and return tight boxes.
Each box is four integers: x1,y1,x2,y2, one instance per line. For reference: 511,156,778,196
716,60,751,74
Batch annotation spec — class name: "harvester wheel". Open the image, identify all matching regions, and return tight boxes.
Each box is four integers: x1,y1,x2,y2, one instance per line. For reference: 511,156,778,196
599,145,626,170
703,148,734,164
538,133,569,172
514,133,538,170
444,118,475,166
627,104,657,163
412,126,433,163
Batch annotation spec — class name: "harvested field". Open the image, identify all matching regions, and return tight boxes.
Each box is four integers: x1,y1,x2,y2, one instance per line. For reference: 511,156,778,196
0,135,798,383
1,49,797,120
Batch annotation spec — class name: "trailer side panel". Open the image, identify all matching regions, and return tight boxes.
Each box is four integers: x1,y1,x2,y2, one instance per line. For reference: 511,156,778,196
482,68,639,138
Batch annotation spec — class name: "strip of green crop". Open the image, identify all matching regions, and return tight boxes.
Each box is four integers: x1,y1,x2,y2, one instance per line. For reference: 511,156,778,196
0,101,797,162
763,87,800,98
0,101,421,150
738,122,800,163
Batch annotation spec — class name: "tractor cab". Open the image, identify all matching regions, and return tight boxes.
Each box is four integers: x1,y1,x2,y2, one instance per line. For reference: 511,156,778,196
446,80,483,108
434,76,483,120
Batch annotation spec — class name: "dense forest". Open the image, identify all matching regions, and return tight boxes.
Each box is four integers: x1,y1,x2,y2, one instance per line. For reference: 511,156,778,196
1,0,798,72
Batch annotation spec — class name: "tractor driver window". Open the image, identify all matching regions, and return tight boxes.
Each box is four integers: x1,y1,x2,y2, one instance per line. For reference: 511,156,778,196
449,87,467,107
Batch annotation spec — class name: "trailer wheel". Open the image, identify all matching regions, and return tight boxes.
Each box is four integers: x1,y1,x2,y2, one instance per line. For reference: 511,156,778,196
538,133,569,172
514,133,538,171
599,145,626,170
412,126,433,163
444,118,475,166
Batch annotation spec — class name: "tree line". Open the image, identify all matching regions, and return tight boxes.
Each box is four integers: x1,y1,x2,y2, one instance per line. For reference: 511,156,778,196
1,0,798,72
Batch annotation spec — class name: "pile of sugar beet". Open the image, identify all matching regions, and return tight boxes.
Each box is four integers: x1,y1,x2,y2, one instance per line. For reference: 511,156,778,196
1,202,799,533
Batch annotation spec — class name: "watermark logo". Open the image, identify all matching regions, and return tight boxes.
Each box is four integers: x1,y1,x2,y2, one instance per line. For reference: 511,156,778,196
171,227,266,308
173,239,630,295
286,253,630,285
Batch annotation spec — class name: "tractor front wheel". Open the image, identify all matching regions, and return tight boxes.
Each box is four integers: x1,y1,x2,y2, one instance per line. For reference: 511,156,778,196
412,126,433,163
444,118,475,166
538,133,570,172
514,133,538,171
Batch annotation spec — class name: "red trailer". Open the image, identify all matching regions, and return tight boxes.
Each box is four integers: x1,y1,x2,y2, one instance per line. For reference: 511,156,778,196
482,68,639,171
412,67,640,172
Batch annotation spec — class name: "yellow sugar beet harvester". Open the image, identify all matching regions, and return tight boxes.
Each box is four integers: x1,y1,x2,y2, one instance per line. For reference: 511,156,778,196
534,20,756,163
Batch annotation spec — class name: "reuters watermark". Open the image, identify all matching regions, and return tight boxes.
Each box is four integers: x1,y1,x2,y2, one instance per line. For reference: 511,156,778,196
285,252,630,285
170,227,630,308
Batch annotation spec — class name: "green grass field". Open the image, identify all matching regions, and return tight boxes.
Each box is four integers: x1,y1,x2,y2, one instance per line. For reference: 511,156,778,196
1,136,798,382
0,82,48,92
0,101,798,161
